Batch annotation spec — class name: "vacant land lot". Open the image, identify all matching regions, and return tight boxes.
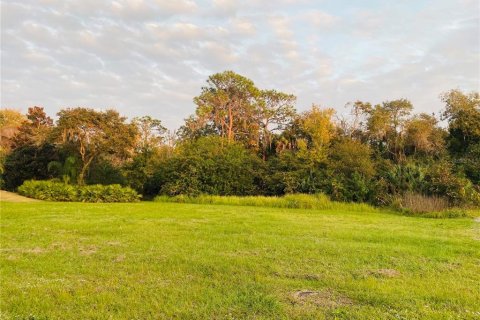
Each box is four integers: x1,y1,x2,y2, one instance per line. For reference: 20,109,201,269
1,202,479,319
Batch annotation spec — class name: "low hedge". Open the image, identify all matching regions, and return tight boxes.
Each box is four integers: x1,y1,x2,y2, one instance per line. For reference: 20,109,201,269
18,180,141,202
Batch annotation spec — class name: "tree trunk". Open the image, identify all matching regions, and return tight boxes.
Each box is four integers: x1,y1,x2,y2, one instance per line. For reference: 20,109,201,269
227,105,234,142
77,156,94,185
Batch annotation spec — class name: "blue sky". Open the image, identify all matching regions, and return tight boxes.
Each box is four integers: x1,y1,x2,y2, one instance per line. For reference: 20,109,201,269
1,0,479,129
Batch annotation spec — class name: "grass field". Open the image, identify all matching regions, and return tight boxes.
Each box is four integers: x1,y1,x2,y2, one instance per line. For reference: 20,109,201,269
1,201,479,319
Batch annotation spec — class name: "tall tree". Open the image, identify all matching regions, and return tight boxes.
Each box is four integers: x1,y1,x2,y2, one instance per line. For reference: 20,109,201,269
188,71,260,147
125,116,169,194
298,105,336,163
258,90,296,159
0,109,24,152
441,89,480,184
404,113,445,157
441,89,480,154
360,99,413,162
54,108,138,185
0,109,24,177
132,116,167,154
13,106,53,148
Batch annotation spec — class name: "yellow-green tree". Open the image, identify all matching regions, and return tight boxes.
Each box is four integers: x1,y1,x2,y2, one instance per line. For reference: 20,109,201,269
55,108,138,185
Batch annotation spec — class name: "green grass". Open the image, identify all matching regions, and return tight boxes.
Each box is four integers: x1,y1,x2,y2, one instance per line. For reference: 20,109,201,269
155,194,477,218
1,201,479,319
155,194,376,212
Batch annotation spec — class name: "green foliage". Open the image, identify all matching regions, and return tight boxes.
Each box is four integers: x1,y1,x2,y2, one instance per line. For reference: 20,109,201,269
17,180,140,202
326,139,376,202
1,79,478,212
263,146,332,196
404,113,446,157
329,139,375,179
86,159,126,186
442,89,480,154
77,184,140,202
2,144,59,190
54,107,138,185
12,107,53,148
384,162,426,195
329,172,372,203
153,136,261,196
460,142,480,185
424,161,480,206
47,156,78,184
132,116,167,153
18,180,77,201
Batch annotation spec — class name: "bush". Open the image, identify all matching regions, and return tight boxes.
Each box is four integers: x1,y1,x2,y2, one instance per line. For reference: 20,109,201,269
2,144,59,190
18,180,77,201
77,184,140,202
424,161,480,206
18,180,140,202
151,137,262,196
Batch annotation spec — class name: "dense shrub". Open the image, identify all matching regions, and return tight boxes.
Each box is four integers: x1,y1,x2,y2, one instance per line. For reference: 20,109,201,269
263,151,329,195
86,160,126,186
2,144,59,190
151,137,262,196
77,184,140,202
18,180,77,201
18,180,140,202
424,161,480,206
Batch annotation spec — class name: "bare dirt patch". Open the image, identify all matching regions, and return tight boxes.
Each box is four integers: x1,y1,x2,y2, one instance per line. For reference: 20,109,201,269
0,190,40,202
79,245,98,256
291,289,353,308
20,247,49,254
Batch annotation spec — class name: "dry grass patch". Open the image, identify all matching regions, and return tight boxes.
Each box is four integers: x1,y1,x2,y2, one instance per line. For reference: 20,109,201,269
291,289,353,308
79,245,98,256
400,193,449,213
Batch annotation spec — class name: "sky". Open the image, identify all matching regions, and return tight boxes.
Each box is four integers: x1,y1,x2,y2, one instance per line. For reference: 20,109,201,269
1,0,479,130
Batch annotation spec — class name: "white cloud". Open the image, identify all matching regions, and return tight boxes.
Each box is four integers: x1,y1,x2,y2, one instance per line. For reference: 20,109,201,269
1,0,478,129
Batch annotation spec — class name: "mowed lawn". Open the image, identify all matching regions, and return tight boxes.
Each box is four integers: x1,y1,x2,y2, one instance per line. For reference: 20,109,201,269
1,202,479,319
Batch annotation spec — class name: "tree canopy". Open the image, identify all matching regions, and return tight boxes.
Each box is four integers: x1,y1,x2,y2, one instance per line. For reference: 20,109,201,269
1,72,479,209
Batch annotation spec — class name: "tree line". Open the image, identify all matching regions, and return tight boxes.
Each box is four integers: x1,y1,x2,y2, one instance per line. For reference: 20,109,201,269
1,71,479,208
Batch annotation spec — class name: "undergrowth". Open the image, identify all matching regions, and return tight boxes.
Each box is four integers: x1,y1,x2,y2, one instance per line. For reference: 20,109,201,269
155,193,479,218
155,193,375,212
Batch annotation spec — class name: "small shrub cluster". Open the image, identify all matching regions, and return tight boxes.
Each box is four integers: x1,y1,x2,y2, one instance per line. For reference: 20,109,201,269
18,180,77,201
18,180,140,202
155,193,375,212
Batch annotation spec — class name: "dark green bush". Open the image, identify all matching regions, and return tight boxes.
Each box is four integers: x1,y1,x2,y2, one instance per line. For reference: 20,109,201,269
151,136,261,196
18,180,140,202
2,144,59,190
424,161,480,206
